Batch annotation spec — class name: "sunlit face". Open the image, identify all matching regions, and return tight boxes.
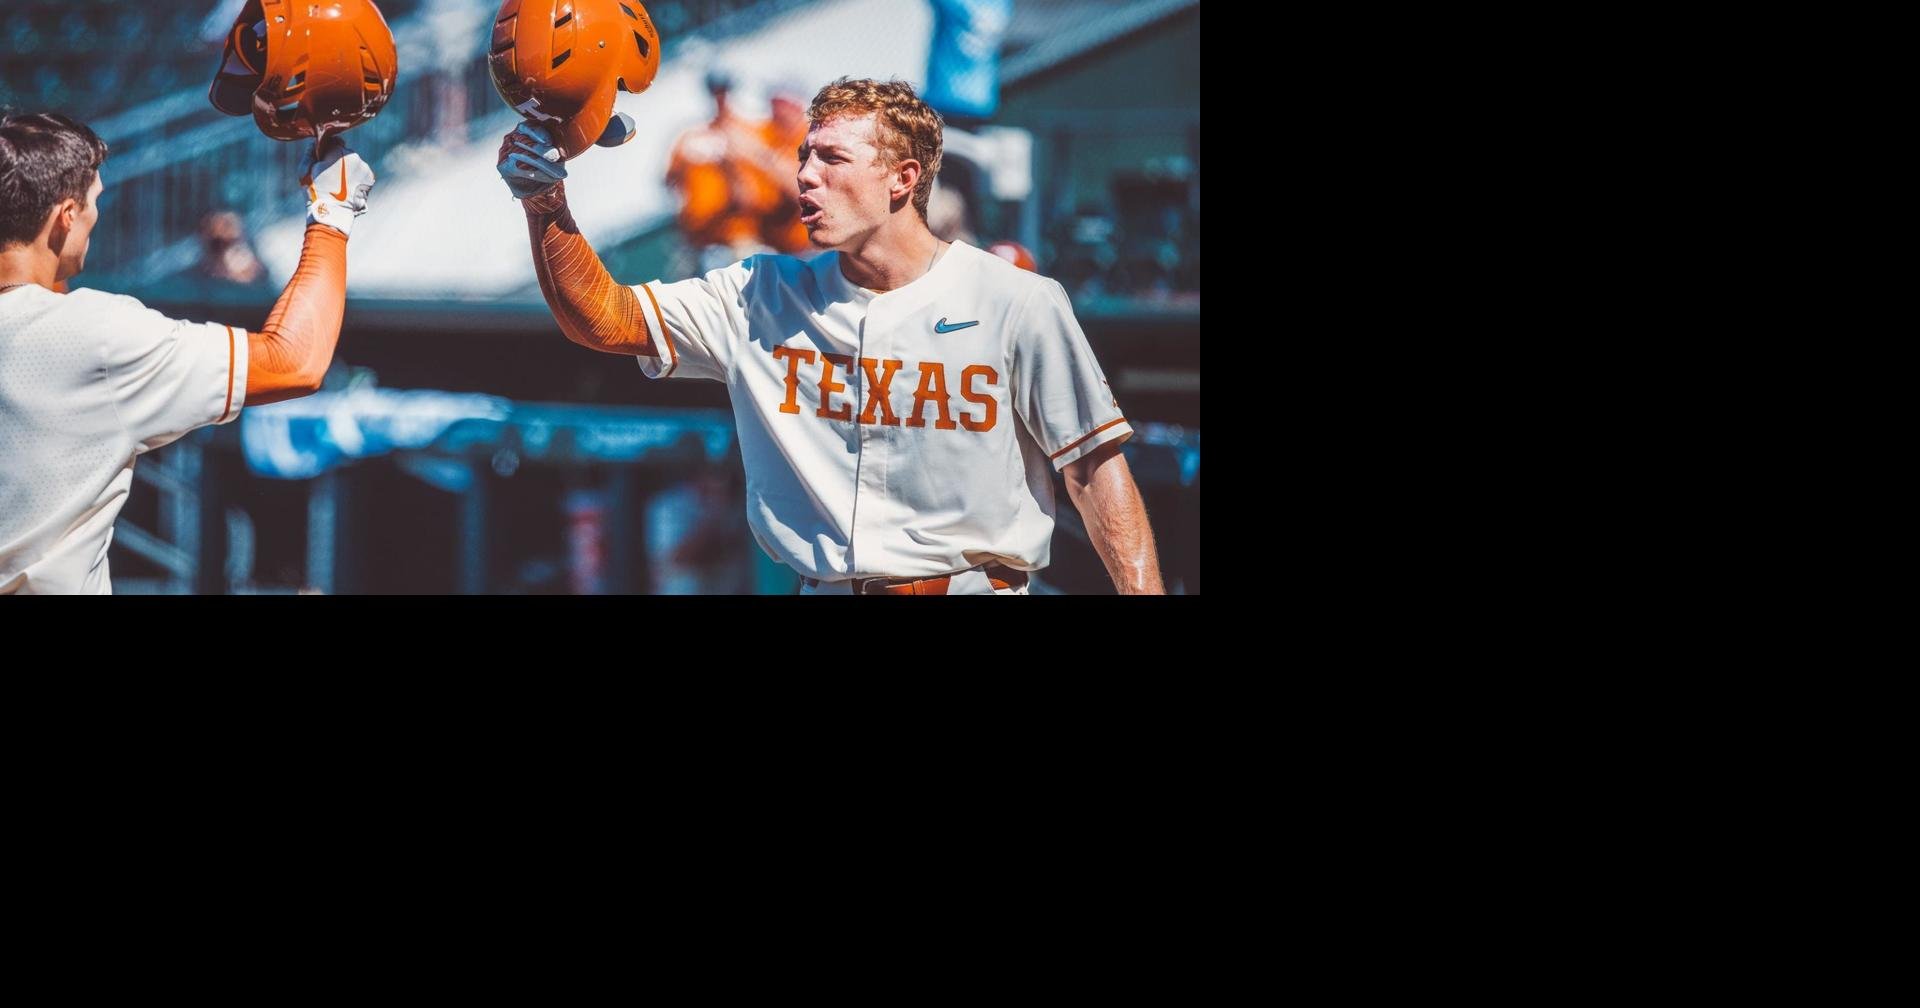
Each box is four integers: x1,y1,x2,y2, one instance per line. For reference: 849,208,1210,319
795,113,906,250
55,173,103,281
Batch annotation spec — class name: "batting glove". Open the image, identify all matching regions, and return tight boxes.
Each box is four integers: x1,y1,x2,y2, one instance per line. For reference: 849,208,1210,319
497,114,637,200
498,122,568,200
302,137,376,238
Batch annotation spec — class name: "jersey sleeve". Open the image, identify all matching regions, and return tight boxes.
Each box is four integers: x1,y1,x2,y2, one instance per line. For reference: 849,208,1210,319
1010,278,1132,471
95,293,249,451
631,256,755,383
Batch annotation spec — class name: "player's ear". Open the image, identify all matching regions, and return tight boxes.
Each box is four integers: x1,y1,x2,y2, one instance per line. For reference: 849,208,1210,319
49,197,80,236
891,158,921,202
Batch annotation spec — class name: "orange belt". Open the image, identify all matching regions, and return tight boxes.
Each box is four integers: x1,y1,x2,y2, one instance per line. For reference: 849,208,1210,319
801,563,1029,595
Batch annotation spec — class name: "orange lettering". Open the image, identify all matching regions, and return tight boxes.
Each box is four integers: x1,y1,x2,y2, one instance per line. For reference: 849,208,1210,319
771,345,816,415
817,353,853,421
907,362,958,430
960,364,998,432
859,357,903,426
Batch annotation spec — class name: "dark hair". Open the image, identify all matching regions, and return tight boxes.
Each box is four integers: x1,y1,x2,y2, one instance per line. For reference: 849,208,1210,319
0,112,109,247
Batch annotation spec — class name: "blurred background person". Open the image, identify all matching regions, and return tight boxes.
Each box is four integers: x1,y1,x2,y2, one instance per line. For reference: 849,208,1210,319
194,209,267,287
664,66,775,274
748,77,814,255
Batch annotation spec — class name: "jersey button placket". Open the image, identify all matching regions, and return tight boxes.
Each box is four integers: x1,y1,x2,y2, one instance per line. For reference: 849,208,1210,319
850,306,888,565
855,311,873,447
848,311,871,566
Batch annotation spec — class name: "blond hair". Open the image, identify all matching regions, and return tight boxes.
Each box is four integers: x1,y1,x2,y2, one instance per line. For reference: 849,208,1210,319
808,77,944,221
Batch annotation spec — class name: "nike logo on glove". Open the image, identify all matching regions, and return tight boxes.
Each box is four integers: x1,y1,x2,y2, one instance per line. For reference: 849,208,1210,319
307,162,353,203
934,318,979,333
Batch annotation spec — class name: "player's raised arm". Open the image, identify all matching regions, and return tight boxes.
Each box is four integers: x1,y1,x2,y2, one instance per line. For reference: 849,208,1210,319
497,123,661,357
486,0,665,357
244,137,374,406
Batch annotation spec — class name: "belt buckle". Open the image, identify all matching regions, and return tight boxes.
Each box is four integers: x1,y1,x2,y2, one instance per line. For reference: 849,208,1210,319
856,575,919,595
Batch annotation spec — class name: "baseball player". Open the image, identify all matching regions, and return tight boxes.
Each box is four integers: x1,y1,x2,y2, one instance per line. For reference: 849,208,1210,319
0,113,376,593
498,77,1164,594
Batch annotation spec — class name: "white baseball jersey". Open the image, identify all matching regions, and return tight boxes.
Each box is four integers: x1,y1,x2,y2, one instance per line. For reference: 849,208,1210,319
633,240,1130,582
1,286,248,594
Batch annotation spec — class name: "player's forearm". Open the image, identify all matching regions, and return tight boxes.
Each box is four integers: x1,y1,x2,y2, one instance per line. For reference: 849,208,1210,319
1065,447,1166,595
524,184,659,357
247,223,348,405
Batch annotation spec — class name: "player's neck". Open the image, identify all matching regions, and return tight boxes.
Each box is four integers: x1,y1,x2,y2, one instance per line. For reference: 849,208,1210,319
838,223,945,293
0,243,59,291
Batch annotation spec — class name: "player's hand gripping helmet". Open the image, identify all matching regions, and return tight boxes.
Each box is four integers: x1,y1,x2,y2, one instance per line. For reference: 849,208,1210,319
487,0,662,161
209,0,399,144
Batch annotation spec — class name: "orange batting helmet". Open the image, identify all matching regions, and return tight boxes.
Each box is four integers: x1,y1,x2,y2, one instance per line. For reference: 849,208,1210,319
209,0,399,143
988,240,1038,272
488,0,662,161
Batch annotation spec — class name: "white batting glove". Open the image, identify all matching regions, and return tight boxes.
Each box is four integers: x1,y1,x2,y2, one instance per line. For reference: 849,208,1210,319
302,137,376,237
497,122,568,200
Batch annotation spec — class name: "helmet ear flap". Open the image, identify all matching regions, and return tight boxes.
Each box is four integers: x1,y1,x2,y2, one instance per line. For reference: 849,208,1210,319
594,111,636,147
209,66,260,117
208,1,268,117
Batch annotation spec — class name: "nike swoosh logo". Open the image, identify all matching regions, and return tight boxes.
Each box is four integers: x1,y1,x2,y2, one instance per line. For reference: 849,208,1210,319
331,161,351,202
934,318,979,333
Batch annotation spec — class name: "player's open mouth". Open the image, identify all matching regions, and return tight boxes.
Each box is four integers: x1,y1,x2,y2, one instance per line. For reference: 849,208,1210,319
798,196,823,226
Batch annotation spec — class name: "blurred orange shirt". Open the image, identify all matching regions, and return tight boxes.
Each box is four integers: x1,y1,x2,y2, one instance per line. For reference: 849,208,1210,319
752,118,810,253
665,113,771,249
